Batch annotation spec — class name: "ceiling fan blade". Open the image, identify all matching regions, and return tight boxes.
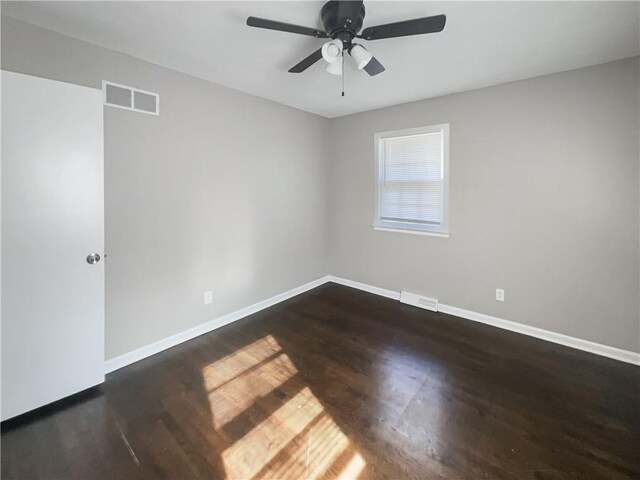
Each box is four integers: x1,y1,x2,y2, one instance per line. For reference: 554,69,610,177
361,14,446,40
363,57,385,76
247,17,327,38
336,0,364,27
288,48,324,73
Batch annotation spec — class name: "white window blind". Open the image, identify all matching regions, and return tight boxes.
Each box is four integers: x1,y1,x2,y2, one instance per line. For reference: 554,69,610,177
374,124,449,235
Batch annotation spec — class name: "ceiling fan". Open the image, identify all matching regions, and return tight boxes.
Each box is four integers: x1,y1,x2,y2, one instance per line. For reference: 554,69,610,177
246,0,446,78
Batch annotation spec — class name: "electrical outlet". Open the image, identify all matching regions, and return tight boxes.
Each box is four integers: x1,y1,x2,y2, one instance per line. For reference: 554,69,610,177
204,291,213,305
496,289,505,302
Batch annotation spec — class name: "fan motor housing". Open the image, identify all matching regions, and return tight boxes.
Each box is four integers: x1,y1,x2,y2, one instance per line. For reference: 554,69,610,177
321,0,366,44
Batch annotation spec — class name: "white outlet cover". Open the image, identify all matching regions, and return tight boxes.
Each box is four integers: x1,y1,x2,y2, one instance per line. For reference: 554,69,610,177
496,289,505,302
204,291,213,305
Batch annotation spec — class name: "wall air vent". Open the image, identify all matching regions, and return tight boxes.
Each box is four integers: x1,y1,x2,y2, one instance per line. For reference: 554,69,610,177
400,291,438,312
103,81,159,116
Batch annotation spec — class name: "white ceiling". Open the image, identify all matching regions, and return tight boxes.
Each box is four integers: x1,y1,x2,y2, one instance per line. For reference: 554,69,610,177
2,1,639,118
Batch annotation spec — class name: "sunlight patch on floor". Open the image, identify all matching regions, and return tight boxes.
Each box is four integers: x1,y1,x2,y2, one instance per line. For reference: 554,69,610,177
205,351,298,428
222,387,322,478
202,335,282,390
201,335,367,479
336,452,366,480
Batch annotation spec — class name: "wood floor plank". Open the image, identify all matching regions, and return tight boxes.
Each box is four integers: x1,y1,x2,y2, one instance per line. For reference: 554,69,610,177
2,283,639,479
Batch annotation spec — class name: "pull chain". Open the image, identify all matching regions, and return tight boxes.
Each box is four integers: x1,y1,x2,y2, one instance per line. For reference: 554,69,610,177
341,51,345,97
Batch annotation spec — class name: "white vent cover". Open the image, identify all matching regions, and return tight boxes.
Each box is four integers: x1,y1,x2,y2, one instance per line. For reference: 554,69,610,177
103,81,159,115
400,291,438,312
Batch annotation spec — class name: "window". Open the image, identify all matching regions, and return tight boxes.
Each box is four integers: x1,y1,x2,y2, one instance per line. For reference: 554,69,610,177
374,124,449,236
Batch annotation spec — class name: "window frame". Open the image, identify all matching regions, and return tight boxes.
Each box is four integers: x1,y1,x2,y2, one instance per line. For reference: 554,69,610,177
373,123,450,237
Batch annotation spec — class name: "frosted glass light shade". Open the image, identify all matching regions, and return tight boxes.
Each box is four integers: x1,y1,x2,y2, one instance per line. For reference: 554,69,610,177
325,59,343,75
322,40,343,64
350,44,373,70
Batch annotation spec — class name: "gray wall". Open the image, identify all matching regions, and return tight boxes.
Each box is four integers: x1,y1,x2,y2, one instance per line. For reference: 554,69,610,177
328,57,640,353
1,16,330,359
3,16,639,356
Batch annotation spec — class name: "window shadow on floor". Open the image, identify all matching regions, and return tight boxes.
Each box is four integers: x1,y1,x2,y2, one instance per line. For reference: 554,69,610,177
3,283,640,479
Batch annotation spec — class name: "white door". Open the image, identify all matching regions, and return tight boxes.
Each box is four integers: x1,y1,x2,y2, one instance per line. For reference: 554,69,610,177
1,71,105,421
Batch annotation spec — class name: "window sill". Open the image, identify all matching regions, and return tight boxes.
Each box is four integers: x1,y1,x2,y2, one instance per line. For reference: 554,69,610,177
372,226,450,238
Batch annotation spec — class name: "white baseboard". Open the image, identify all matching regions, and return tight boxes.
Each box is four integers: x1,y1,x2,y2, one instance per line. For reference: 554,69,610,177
104,275,331,373
327,275,400,300
105,274,639,373
437,304,640,366
329,277,639,366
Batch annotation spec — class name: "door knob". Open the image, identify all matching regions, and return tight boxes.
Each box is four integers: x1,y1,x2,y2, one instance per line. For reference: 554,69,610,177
86,253,101,264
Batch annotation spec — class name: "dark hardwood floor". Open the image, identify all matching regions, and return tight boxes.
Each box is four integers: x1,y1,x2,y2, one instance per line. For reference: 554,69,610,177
2,283,639,479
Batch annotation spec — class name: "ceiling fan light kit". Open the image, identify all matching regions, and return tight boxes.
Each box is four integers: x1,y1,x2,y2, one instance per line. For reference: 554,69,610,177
247,0,446,93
